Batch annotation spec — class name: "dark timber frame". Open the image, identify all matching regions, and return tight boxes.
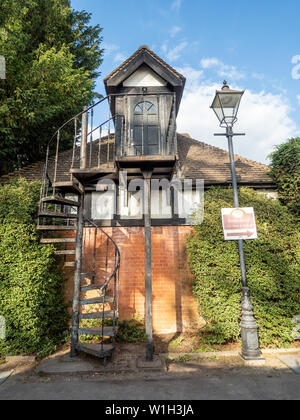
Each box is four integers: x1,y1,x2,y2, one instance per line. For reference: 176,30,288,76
142,169,154,361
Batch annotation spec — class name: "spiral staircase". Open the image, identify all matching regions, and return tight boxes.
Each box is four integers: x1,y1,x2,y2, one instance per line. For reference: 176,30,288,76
38,98,120,361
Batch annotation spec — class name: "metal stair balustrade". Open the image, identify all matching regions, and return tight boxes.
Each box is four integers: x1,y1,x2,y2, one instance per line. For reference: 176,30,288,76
37,97,121,362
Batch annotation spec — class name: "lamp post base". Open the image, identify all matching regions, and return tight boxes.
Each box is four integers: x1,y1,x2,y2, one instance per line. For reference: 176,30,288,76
240,287,263,360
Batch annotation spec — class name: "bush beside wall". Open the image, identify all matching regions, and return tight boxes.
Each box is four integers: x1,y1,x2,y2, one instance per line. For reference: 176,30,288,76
0,179,69,358
187,187,300,348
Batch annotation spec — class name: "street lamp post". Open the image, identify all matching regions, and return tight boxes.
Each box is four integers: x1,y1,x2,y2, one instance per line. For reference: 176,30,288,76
211,81,263,361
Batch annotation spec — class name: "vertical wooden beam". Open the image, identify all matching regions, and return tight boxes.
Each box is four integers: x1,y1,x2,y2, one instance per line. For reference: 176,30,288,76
81,107,88,169
143,169,153,361
70,194,84,357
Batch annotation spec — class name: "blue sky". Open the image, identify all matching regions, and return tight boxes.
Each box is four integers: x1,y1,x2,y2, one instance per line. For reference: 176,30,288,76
71,0,300,163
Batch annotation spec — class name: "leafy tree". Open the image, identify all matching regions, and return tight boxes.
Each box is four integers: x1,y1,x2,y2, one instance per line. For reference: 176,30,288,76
269,138,300,215
0,0,103,176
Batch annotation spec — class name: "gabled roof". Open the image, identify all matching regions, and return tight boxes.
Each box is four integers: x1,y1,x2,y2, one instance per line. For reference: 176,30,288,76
0,135,275,188
104,45,186,86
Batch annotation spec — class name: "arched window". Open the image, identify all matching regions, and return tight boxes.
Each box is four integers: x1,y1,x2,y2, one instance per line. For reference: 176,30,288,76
132,101,159,155
134,101,157,115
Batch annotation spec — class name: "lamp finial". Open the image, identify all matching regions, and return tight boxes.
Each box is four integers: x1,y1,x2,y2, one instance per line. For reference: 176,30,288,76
222,80,229,89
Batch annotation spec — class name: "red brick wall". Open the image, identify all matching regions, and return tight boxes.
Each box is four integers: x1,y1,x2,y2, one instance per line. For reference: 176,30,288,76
64,226,204,334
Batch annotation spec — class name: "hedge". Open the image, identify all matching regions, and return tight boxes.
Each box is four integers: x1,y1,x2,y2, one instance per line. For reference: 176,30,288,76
187,187,300,348
0,179,69,358
269,137,300,216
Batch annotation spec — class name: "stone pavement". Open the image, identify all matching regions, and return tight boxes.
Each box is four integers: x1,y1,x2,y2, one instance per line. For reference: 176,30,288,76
0,349,299,400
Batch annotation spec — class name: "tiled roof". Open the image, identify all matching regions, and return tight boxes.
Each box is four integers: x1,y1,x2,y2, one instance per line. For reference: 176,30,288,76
104,45,185,82
0,135,274,187
177,134,274,186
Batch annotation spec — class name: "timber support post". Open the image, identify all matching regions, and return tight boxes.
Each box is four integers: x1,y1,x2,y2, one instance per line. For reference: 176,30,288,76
70,193,84,357
143,169,153,361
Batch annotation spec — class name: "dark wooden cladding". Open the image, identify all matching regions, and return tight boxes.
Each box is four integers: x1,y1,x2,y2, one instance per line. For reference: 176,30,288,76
114,93,178,160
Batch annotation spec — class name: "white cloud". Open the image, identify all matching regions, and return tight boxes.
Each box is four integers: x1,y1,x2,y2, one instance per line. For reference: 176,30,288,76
200,58,222,69
200,57,245,81
113,52,127,64
165,41,188,62
177,66,204,88
171,0,182,11
177,78,297,164
291,55,300,80
252,72,265,81
170,25,182,38
103,43,119,56
297,95,300,105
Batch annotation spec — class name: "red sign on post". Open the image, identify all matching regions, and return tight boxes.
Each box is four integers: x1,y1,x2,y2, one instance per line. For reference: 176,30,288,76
221,208,258,241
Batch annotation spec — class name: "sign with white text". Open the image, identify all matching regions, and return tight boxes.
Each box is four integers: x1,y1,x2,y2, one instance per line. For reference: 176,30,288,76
221,207,258,241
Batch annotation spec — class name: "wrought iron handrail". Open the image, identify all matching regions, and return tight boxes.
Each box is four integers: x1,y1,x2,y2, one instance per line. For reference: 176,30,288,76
40,96,116,200
48,96,109,147
84,217,120,350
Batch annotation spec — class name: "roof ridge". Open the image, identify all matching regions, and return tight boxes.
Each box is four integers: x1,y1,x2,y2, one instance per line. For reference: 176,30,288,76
104,45,185,82
178,134,270,169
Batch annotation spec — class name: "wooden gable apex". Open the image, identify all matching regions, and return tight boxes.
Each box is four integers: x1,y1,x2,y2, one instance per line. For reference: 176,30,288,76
104,45,186,89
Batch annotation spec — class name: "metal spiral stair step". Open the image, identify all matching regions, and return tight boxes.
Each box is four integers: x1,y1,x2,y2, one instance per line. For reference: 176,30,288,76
80,284,106,292
52,181,83,195
79,310,117,320
40,196,80,207
37,225,78,231
64,262,75,268
54,250,76,256
38,210,79,219
81,272,95,278
80,297,114,305
78,327,117,337
75,343,114,358
40,238,76,244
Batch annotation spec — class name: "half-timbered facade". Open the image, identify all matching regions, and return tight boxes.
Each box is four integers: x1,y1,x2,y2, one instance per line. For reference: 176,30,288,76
0,46,277,361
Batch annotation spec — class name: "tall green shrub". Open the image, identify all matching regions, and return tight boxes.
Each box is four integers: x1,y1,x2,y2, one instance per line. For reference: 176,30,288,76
187,188,300,348
269,137,300,216
0,179,69,357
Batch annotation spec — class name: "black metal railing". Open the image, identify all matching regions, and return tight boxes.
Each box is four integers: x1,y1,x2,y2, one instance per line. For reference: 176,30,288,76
84,217,121,350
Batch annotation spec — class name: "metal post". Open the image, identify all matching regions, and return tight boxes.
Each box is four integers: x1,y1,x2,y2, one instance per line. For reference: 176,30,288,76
143,169,153,361
226,127,263,360
81,107,88,169
70,194,84,357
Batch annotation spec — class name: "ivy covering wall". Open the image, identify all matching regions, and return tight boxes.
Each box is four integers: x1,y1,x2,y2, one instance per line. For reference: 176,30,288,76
187,187,300,348
0,179,69,357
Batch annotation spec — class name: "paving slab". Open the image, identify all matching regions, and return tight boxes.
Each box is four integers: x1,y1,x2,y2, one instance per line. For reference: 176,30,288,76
136,356,165,371
277,354,300,374
36,353,137,376
0,370,14,385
